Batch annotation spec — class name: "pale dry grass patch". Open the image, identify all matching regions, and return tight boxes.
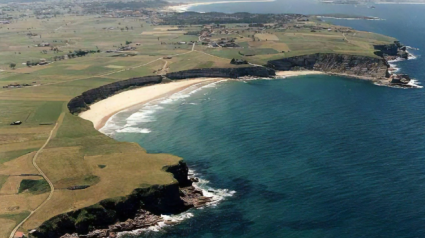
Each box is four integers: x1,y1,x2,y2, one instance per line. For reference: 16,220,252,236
0,193,48,214
0,218,16,238
0,152,39,175
0,176,41,195
141,31,187,35
255,33,279,41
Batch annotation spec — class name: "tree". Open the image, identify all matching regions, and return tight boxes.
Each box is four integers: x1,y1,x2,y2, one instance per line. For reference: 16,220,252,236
9,63,16,69
125,41,132,45
26,61,31,67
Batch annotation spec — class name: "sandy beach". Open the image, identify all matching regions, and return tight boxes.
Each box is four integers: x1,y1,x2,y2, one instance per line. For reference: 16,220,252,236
276,70,325,77
80,71,325,130
167,0,275,12
79,78,222,130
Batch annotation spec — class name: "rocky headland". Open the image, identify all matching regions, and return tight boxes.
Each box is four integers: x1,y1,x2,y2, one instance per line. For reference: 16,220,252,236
374,41,409,61
266,41,414,87
30,162,211,238
267,53,390,80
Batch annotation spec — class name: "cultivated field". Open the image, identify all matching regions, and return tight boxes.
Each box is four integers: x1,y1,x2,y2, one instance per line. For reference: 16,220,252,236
0,12,395,237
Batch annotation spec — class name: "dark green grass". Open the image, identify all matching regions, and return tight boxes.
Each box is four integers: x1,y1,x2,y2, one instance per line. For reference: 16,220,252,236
31,101,64,124
18,179,50,195
0,175,8,190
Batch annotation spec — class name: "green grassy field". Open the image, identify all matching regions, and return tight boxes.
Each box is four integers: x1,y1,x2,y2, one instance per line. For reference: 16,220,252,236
0,12,396,237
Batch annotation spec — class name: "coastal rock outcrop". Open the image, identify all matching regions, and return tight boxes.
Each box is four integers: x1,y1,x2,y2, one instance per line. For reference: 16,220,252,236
165,67,276,80
374,41,409,60
266,53,390,80
30,162,209,238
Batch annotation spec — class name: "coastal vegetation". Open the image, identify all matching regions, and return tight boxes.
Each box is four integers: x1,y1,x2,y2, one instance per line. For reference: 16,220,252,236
0,2,405,237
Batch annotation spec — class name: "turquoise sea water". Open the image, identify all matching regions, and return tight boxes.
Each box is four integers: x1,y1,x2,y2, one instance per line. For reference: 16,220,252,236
102,1,425,237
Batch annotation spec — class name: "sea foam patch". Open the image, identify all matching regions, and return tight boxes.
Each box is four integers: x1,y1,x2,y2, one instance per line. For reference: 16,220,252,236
100,80,227,136
116,169,235,237
116,127,151,134
189,169,236,207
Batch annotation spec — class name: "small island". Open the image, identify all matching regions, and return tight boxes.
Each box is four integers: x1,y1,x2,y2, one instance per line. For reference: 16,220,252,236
0,1,417,238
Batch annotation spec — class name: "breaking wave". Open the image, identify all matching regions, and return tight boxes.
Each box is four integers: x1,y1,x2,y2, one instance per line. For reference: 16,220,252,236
100,80,227,136
116,170,235,237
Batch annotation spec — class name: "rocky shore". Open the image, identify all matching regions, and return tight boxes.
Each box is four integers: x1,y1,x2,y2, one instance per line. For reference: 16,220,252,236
266,41,414,87
60,186,210,238
30,162,211,238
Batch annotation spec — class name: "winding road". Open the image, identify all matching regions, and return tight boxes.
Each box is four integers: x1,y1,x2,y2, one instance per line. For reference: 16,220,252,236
9,113,64,238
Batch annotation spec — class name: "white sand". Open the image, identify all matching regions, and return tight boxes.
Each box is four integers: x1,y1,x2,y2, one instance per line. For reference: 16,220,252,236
167,0,275,12
276,70,325,77
79,78,221,130
80,71,325,130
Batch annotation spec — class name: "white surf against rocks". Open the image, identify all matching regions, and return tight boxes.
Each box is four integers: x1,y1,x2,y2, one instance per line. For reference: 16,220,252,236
116,169,235,237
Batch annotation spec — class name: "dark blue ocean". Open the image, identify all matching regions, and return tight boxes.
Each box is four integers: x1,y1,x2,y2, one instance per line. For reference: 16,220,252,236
103,1,425,237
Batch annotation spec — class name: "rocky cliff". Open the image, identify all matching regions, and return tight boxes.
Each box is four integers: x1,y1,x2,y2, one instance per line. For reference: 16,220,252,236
266,53,390,80
165,67,276,80
68,67,276,114
67,75,163,114
374,41,409,59
30,162,195,238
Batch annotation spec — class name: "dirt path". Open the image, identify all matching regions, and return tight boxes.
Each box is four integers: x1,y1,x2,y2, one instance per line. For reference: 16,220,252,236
157,60,169,75
8,113,65,238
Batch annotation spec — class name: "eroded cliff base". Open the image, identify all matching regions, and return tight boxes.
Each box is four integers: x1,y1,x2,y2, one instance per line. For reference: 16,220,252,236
60,186,211,238
30,162,213,238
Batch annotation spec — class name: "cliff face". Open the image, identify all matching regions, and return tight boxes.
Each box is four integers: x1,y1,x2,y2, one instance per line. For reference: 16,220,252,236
164,161,193,187
374,43,399,56
31,162,193,238
266,53,390,80
374,41,409,59
68,76,163,114
165,67,276,80
68,67,276,114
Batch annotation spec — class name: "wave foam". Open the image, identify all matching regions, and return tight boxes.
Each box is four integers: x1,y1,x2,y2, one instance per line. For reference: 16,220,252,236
116,170,234,237
408,51,418,60
116,127,151,133
101,80,227,136
407,79,423,88
189,169,236,207
388,63,400,73
374,78,423,89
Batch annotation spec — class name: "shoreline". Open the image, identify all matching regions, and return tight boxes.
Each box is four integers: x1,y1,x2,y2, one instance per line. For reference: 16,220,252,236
166,0,275,12
79,78,224,130
79,70,324,131
79,64,419,132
